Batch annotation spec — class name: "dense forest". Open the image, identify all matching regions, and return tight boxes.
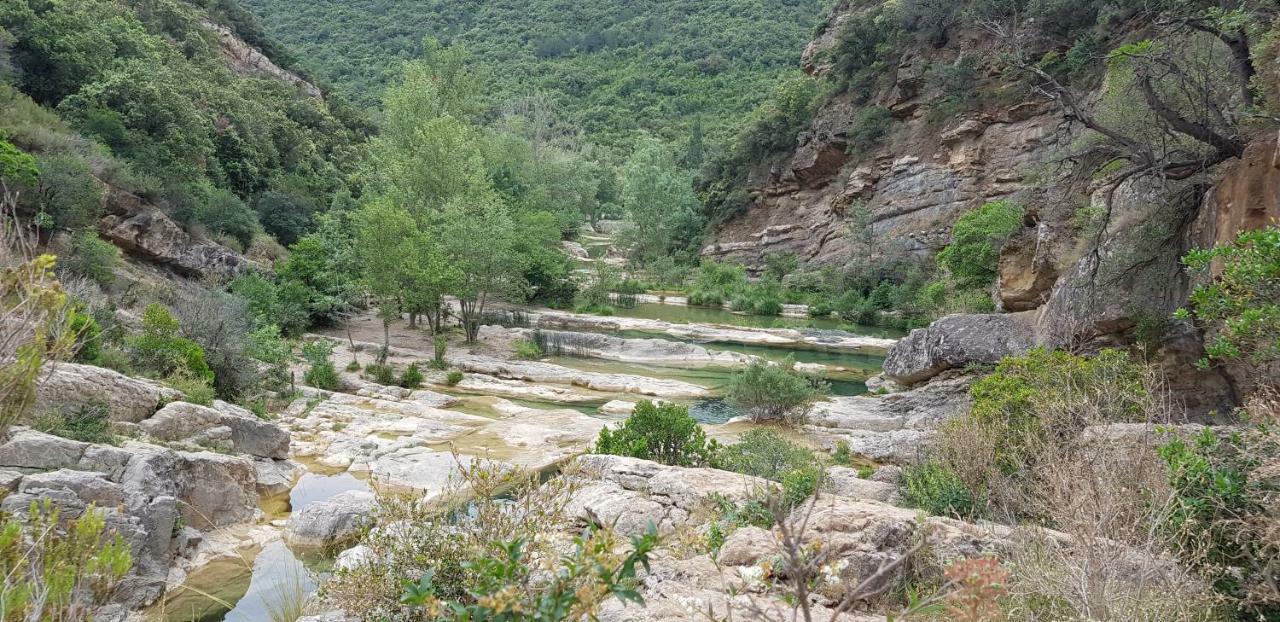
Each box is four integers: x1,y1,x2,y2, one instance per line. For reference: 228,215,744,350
237,0,824,149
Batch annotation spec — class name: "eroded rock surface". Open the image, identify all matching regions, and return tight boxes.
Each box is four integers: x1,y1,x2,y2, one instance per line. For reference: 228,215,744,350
882,313,1036,385
33,363,179,423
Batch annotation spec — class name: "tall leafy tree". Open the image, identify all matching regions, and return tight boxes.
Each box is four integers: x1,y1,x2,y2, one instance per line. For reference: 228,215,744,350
620,136,702,263
439,186,526,342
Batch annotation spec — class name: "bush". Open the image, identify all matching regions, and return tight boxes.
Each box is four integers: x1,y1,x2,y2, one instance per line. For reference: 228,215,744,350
326,461,623,620
364,363,396,386
512,338,544,360
301,340,339,390
688,261,748,307
714,428,815,481
0,501,132,620
846,106,893,157
725,359,829,424
928,347,1148,520
31,402,113,444
171,290,260,400
781,465,821,508
446,370,464,386
431,335,448,370
832,440,853,466
1157,426,1280,617
1178,225,1279,374
903,461,980,519
398,362,423,389
935,200,1025,289
128,304,214,384
246,324,292,391
165,370,215,406
60,231,119,286
594,401,718,466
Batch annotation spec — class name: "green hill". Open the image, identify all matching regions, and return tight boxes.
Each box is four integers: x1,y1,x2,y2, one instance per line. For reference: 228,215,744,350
238,0,824,149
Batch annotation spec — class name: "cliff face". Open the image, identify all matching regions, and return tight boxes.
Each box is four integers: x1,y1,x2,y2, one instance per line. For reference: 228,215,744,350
707,1,1280,414
202,20,323,98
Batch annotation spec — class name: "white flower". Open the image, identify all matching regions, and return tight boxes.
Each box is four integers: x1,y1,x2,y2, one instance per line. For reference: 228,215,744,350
678,596,706,615
738,564,766,589
820,558,849,586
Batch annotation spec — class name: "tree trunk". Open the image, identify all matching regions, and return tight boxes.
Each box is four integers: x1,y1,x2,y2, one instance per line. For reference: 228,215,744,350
381,318,391,364
408,311,417,329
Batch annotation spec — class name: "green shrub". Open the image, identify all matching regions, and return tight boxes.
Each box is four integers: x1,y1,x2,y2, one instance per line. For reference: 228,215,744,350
0,501,132,621
31,403,113,444
688,261,748,307
128,304,214,384
246,324,291,391
364,363,395,386
846,106,893,157
512,338,544,360
935,200,1025,289
446,370,464,386
594,400,718,466
903,461,980,519
928,347,1147,520
714,428,815,481
832,440,853,466
725,359,829,424
781,465,821,507
165,370,215,406
1158,426,1280,618
1178,225,1279,372
431,335,448,370
301,340,339,390
68,305,102,364
345,360,361,372
60,231,120,286
398,362,423,389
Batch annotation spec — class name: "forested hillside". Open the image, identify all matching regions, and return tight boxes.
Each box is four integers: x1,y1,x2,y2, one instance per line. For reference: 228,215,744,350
0,0,369,250
238,0,824,149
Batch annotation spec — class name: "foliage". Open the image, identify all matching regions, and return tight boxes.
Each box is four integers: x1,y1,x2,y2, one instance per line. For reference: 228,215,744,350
687,261,747,307
398,525,657,622
301,339,339,390
326,459,611,620
164,369,215,406
231,272,311,338
0,250,74,435
512,339,543,360
935,200,1025,290
0,0,366,246
172,288,262,400
620,136,703,264
431,336,448,370
247,323,292,391
832,440,853,466
714,428,816,482
1157,424,1280,618
239,0,823,149
59,230,119,286
594,400,718,467
445,370,464,386
127,303,214,384
1178,225,1279,373
0,500,132,621
903,461,980,519
846,106,893,157
725,358,829,424
0,135,38,187
927,347,1148,520
366,363,396,386
30,402,112,444
398,362,424,389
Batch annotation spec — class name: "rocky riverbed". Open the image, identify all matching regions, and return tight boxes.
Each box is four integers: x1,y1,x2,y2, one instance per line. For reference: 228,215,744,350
13,305,1009,621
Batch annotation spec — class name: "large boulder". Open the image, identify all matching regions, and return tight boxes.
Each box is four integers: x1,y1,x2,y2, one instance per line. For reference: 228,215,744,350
139,400,290,459
566,455,770,536
804,374,972,463
284,490,376,548
882,312,1036,385
99,187,250,279
0,431,261,609
33,363,178,423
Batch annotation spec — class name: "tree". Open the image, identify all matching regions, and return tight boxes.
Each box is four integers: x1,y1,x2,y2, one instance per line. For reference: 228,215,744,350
353,198,458,351
620,136,702,264
439,187,526,342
